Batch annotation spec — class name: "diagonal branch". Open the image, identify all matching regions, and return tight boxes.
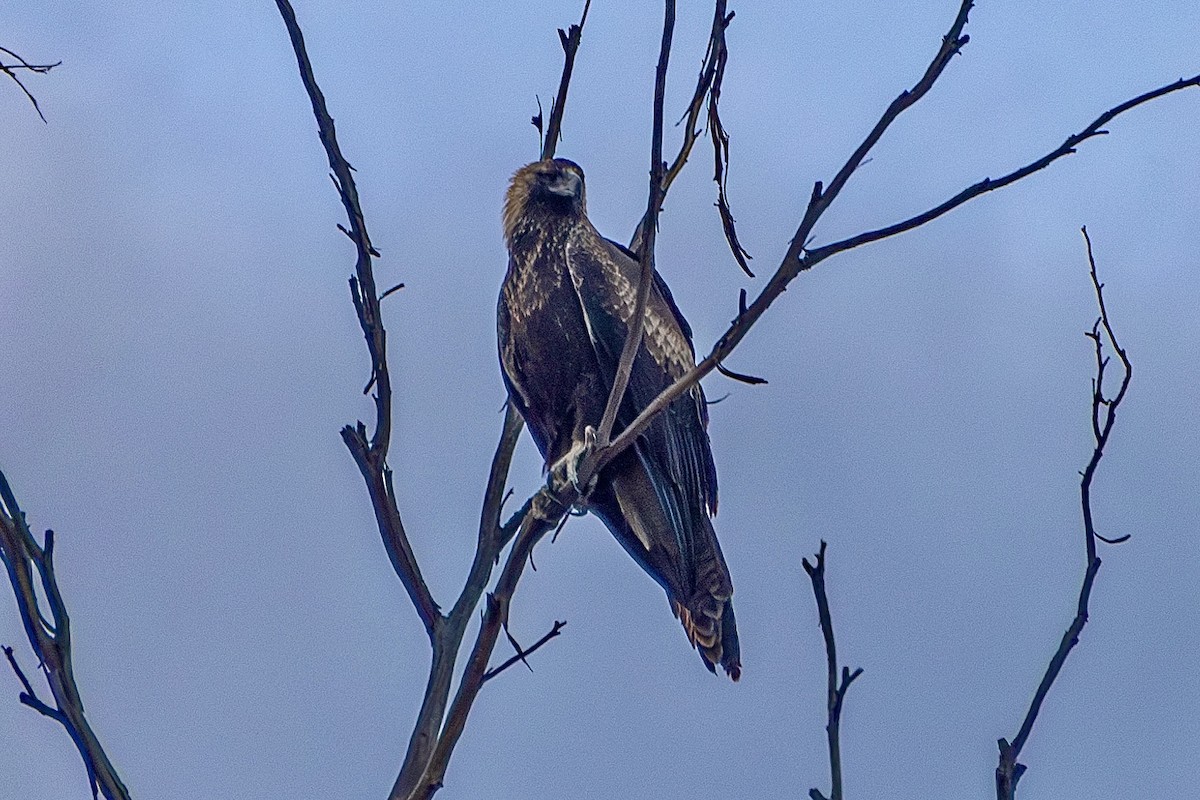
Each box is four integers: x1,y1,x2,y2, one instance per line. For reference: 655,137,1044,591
0,470,130,800
412,489,567,799
810,75,1200,262
995,228,1133,799
274,0,439,638
803,542,863,800
386,402,525,800
595,0,677,447
582,0,976,477
588,62,1196,486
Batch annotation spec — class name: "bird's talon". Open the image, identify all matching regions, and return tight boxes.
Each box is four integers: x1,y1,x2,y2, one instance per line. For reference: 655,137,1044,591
550,430,599,502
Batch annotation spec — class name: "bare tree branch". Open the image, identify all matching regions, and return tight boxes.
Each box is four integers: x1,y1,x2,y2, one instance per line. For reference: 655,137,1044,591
274,0,439,639
586,36,1195,486
0,471,130,800
705,3,753,277
1,45,59,123
810,75,1200,261
596,0,677,447
273,3,598,795
414,491,566,798
995,227,1133,799
539,0,592,161
583,0,976,476
629,0,750,279
803,542,862,800
386,402,526,799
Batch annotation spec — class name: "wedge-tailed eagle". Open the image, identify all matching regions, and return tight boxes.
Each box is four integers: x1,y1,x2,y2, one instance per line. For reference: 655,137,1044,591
497,158,740,679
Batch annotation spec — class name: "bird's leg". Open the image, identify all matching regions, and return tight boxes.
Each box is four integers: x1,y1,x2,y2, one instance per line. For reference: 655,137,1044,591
549,425,598,501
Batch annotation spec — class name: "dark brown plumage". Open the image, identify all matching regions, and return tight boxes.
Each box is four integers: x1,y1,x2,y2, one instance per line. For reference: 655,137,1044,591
497,158,740,679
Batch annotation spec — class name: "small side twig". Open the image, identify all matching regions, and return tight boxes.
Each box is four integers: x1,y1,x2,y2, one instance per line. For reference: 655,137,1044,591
995,227,1133,799
705,2,753,277
803,542,862,800
1,45,60,122
483,620,568,682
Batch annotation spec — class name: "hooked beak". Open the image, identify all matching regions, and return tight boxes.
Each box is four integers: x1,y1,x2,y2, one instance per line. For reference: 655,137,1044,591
544,170,582,199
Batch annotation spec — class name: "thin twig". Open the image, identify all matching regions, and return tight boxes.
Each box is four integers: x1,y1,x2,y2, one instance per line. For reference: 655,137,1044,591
706,2,753,277
628,0,747,276
483,620,567,682
995,228,1133,799
595,0,676,447
803,542,862,800
0,470,130,800
1,45,59,122
809,76,1200,262
540,0,592,161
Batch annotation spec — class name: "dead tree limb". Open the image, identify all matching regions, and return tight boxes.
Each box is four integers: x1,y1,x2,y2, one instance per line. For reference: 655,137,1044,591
274,0,438,641
628,0,750,275
995,228,1133,799
803,542,862,800
0,471,130,800
273,3,591,797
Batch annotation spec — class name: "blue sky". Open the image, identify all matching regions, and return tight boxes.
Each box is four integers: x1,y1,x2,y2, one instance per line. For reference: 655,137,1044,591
3,2,1199,798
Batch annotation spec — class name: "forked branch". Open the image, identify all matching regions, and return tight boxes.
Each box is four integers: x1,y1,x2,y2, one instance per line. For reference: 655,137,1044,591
804,542,862,800
628,0,750,276
589,24,1195,484
994,228,1133,799
0,471,130,800
274,4,584,798
1,45,59,122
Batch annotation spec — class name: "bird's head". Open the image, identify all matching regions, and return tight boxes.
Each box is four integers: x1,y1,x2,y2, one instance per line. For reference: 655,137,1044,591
504,158,587,244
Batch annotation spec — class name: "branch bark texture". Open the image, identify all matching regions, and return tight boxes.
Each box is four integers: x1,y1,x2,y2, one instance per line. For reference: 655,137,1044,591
0,471,131,800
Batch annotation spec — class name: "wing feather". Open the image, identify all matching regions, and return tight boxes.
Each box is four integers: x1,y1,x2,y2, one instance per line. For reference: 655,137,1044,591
563,230,719,592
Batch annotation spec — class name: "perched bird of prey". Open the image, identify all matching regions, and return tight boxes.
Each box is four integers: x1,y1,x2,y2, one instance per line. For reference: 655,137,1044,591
498,158,740,679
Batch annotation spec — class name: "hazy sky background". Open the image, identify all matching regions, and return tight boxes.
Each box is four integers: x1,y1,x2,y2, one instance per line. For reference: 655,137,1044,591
3,2,1199,798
